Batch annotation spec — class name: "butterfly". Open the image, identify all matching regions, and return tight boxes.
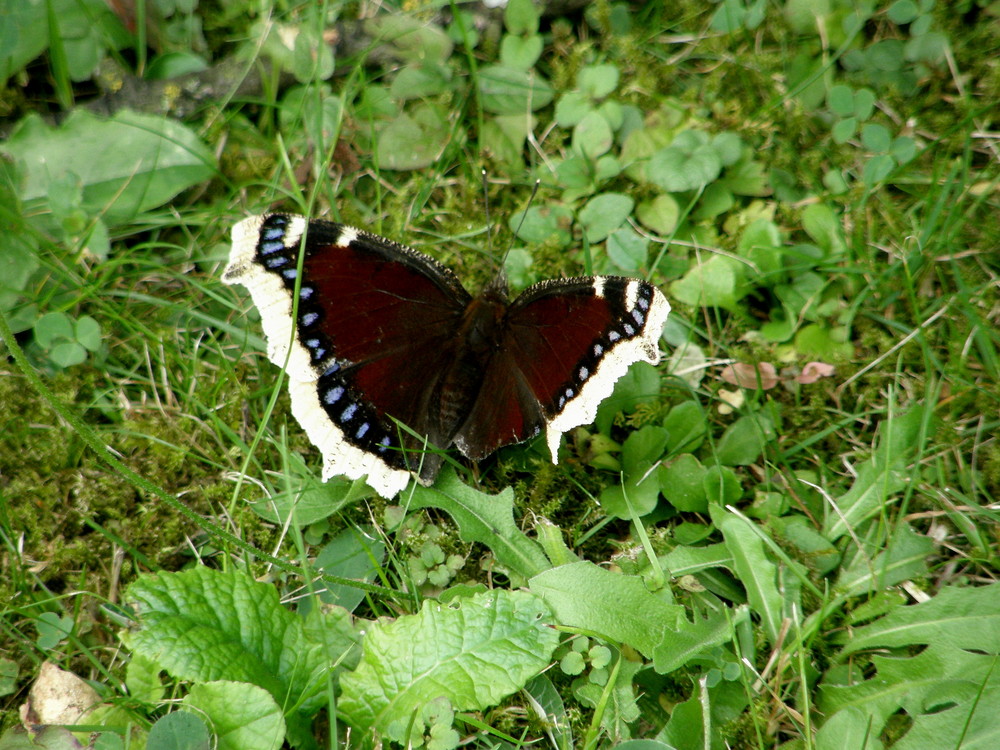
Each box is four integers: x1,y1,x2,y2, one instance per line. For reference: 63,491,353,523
223,214,670,498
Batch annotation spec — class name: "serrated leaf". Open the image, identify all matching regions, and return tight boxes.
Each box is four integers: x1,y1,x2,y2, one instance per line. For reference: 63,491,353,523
2,110,215,226
183,681,284,750
836,523,933,597
124,568,328,726
529,561,686,658
820,645,1000,750
823,409,925,540
409,470,550,580
339,590,557,743
653,606,747,674
838,583,1000,656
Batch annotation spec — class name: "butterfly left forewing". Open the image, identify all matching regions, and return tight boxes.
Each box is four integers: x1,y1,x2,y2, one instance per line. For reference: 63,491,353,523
224,214,473,497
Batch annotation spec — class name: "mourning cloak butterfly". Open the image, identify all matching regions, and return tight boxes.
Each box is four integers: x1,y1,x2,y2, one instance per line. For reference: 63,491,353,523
223,214,670,498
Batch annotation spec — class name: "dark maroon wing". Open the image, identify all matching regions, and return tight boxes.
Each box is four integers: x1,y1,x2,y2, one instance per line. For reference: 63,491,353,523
453,276,670,461
224,214,472,496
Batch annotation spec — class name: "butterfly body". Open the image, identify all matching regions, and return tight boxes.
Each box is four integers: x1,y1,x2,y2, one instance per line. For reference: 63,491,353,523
224,213,670,498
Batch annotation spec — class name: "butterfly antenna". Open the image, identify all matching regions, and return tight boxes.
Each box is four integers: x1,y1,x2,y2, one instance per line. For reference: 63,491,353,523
481,168,492,256
507,179,540,261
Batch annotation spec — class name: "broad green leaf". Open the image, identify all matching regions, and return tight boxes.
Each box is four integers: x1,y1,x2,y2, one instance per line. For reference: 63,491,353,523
509,204,574,246
315,526,385,612
713,507,785,643
599,474,660,519
183,681,284,750
366,16,453,64
409,469,550,580
555,91,593,128
572,110,614,159
711,132,743,166
662,401,707,455
34,312,74,349
500,34,542,71
145,51,208,80
832,117,857,143
529,561,686,658
250,476,368,526
504,0,540,35
648,143,722,192
659,543,733,577
839,583,1000,656
478,65,554,114
770,515,840,576
606,226,649,272
339,590,557,743
2,110,215,225
658,679,746,749
716,414,774,466
723,157,770,197
389,64,452,100
823,409,925,540
794,323,854,360
577,64,620,99
125,653,164,704
148,710,212,750
801,203,847,256
524,676,574,749
861,122,892,152
75,316,101,352
827,84,855,117
703,465,743,505
125,568,332,723
636,194,680,235
670,255,742,310
291,26,334,82
375,105,450,170
659,454,708,513
737,217,783,278
577,192,634,243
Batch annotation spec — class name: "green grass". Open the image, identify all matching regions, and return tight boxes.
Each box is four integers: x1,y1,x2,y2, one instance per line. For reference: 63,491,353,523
2,1,999,748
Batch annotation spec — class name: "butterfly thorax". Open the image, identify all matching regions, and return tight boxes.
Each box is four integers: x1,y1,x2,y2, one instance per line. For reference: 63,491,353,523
433,288,509,449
